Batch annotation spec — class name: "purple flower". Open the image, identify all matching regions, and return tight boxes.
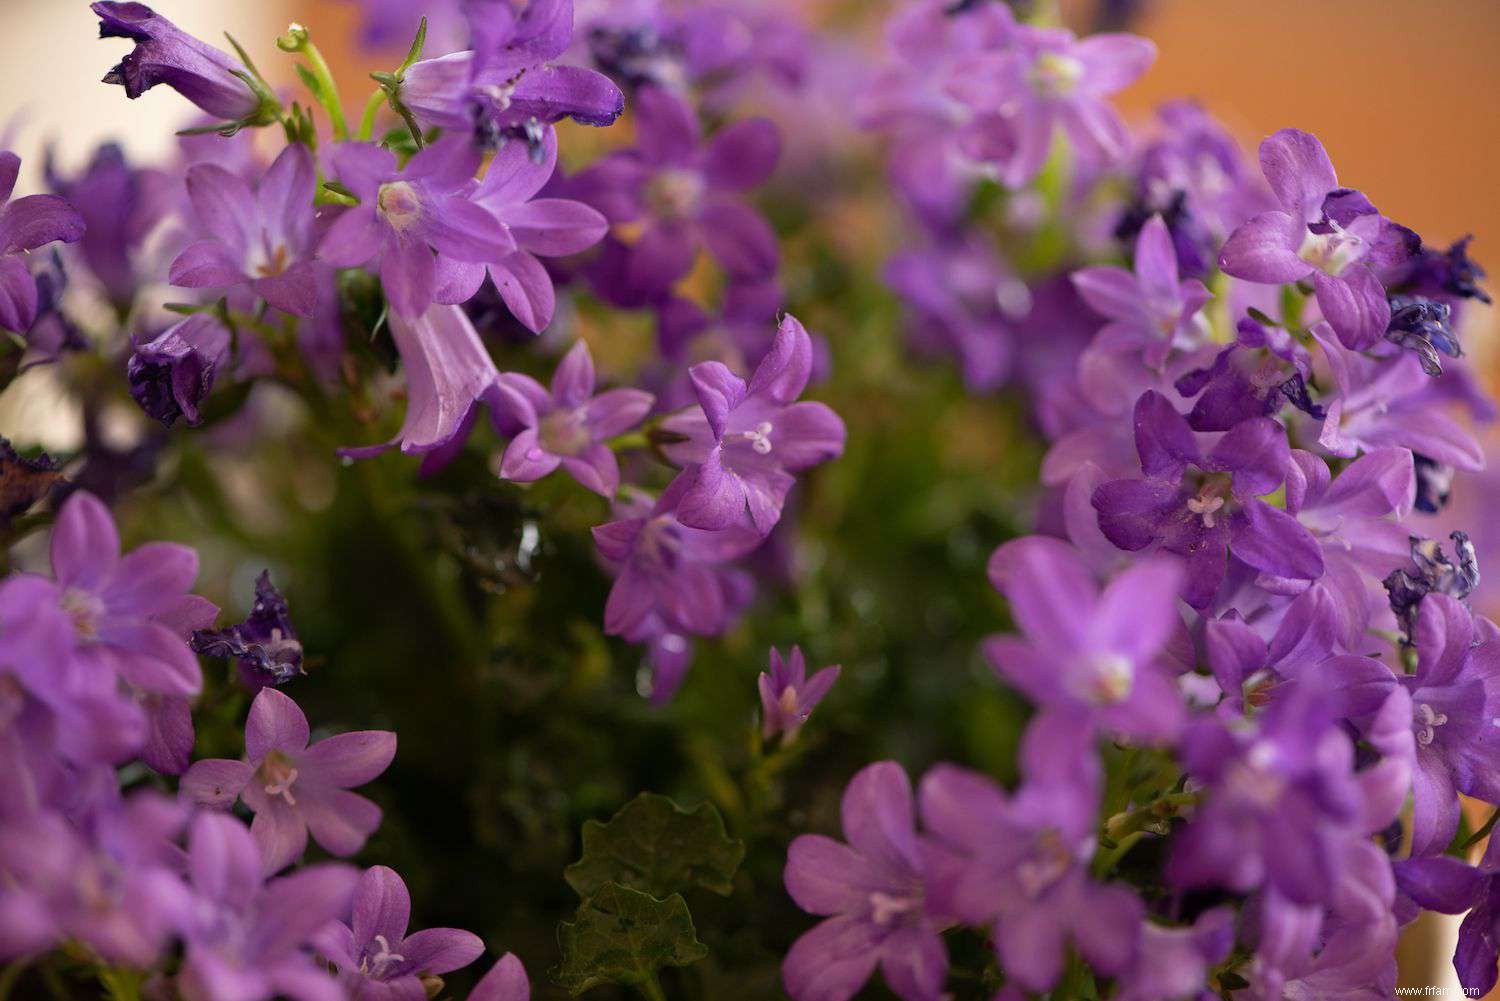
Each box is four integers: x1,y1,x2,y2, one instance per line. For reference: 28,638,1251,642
343,303,501,458
0,152,85,335
758,646,840,741
1218,129,1403,350
945,27,1155,186
1455,837,1500,996
317,865,484,1000
494,340,652,497
1173,315,1316,432
983,536,1185,741
660,315,846,535
191,570,304,690
177,811,358,1001
127,313,232,428
572,85,780,302
319,137,515,319
92,2,277,125
1112,908,1234,1001
181,687,396,874
919,715,1142,992
470,953,530,1001
782,761,948,1001
1071,214,1212,370
169,144,320,317
45,142,163,307
1092,391,1323,609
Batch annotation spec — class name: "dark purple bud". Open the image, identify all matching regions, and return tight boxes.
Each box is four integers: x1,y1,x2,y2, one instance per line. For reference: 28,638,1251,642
1384,531,1481,642
1386,294,1460,376
1116,188,1208,277
587,24,674,91
1413,454,1455,514
1420,235,1491,305
0,436,64,529
191,570,303,689
126,313,231,428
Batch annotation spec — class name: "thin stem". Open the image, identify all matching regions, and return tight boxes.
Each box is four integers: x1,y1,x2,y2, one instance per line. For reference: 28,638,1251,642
636,972,668,1001
1461,807,1500,853
359,89,386,141
300,39,348,140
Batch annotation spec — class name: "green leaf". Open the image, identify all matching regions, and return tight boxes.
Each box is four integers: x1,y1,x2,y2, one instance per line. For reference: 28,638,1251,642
554,883,707,996
566,792,744,899
397,17,429,75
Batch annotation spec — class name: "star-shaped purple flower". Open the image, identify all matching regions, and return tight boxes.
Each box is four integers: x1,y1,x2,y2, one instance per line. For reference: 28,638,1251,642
759,646,840,741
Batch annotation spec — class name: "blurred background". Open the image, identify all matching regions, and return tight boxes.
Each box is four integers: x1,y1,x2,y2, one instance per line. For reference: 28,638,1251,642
3,0,1498,996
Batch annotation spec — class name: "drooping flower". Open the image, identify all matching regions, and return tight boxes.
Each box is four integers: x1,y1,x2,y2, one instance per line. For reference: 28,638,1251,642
317,865,484,1001
782,761,949,1001
91,2,278,126
983,536,1185,741
191,570,303,690
494,339,653,497
660,315,846,535
759,646,840,741
181,687,396,874
126,313,232,428
319,137,515,319
169,143,320,316
0,152,85,335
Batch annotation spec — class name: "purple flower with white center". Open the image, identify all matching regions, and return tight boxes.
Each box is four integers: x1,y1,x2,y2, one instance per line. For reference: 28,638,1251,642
592,478,762,644
1072,214,1212,370
92,2,277,125
169,143,320,317
1312,321,1485,472
127,312,232,428
470,952,530,1001
176,811,358,1001
400,0,624,147
1168,682,1365,904
782,761,948,1001
319,137,515,319
0,152,85,335
919,715,1143,992
759,646,840,741
181,686,396,874
317,865,484,1000
983,536,1185,741
343,303,501,458
1219,129,1406,350
44,143,162,308
1092,391,1323,609
191,570,304,690
571,85,781,301
494,339,652,497
660,314,846,535
944,26,1155,186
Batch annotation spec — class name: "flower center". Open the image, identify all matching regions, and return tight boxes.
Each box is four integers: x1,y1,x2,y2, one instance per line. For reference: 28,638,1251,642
1017,828,1072,898
1224,741,1286,808
1083,652,1134,705
777,686,800,716
1029,52,1085,98
738,422,774,456
258,750,299,806
1414,702,1449,746
359,933,406,978
538,408,591,457
646,169,704,220
1298,222,1364,276
253,241,290,278
868,890,922,926
377,181,423,232
60,587,105,640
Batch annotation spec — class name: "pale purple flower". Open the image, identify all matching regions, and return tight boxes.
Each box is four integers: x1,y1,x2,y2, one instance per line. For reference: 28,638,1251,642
660,314,846,535
92,2,276,125
181,687,396,874
0,152,85,335
759,646,840,741
127,313,232,428
1071,214,1212,369
494,339,653,497
1219,129,1406,350
470,953,530,1001
1111,908,1233,1001
319,137,515,319
45,143,161,308
782,761,948,1001
169,143,320,317
177,811,358,1001
983,536,1185,741
317,865,484,1000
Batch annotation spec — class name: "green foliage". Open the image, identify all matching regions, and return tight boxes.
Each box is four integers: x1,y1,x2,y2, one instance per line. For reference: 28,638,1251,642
555,883,708,996
566,793,744,899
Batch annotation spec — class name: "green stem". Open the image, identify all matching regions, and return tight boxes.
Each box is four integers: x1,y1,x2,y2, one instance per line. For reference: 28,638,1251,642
1461,807,1500,852
637,972,668,1001
359,89,386,141
300,39,348,140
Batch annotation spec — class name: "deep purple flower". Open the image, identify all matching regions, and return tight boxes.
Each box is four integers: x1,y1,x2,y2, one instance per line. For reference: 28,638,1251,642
759,646,840,741
572,85,780,302
1219,129,1404,350
317,865,484,1000
92,2,277,125
983,536,1185,740
494,339,652,497
45,143,164,307
191,570,303,690
470,953,530,1001
1173,315,1315,432
319,137,515,319
0,152,85,335
1092,391,1322,609
782,761,948,1001
1071,214,1212,370
919,715,1143,992
177,811,358,1001
182,687,396,874
1455,836,1500,996
660,315,845,535
169,143,320,316
127,313,232,428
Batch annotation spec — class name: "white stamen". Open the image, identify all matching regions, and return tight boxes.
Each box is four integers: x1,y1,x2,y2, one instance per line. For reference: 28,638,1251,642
742,421,774,455
1186,494,1225,528
1415,702,1449,747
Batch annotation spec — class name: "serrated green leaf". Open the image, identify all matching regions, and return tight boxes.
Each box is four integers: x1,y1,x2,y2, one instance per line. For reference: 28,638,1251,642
566,792,744,899
554,883,707,995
